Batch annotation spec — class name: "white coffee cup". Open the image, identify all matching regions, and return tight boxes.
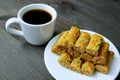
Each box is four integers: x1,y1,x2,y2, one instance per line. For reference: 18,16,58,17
5,4,57,45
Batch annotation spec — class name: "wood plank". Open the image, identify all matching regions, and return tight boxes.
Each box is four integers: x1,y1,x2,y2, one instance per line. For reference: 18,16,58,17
0,27,54,80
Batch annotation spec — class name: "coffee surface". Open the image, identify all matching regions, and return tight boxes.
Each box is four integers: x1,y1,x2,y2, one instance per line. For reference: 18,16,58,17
23,9,52,25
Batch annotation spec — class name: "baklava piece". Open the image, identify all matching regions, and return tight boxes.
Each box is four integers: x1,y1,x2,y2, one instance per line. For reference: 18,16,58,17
93,42,109,64
51,31,68,55
58,53,72,68
86,34,103,56
95,51,114,74
74,32,90,54
67,26,80,47
66,26,80,57
80,61,95,76
70,57,82,73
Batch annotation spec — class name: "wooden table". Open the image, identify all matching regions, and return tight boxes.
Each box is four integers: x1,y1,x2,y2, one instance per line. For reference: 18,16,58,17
0,0,120,80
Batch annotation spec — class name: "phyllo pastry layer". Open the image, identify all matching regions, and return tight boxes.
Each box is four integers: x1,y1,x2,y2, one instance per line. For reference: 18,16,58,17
66,26,80,57
95,51,114,74
93,41,109,64
58,53,72,68
70,57,82,73
80,61,95,76
74,32,90,54
51,31,69,55
86,34,103,56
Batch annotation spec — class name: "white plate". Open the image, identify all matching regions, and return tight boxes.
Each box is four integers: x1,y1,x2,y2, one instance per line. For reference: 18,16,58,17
44,30,120,80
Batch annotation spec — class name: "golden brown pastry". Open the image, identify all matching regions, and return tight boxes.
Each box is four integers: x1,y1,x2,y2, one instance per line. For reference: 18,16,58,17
86,34,103,56
81,53,93,62
67,26,80,47
51,31,69,55
74,32,90,54
95,51,114,74
58,53,72,68
80,61,95,76
93,42,109,64
66,26,80,57
70,57,82,73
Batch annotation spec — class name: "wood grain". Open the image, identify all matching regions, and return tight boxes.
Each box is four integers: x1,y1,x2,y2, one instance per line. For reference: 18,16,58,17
0,0,120,80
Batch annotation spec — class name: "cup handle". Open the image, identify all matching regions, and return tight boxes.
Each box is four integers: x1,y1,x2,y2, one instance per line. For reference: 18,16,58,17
5,17,24,37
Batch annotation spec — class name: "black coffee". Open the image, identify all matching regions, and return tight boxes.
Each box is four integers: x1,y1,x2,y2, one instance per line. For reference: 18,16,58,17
22,9,52,25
